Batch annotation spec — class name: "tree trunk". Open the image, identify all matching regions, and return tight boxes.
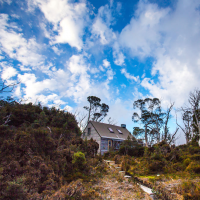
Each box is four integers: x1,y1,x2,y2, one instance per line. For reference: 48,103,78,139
145,125,148,147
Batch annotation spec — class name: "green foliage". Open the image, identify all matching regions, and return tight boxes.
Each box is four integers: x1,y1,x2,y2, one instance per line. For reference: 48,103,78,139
81,138,99,157
119,136,144,157
72,152,86,170
0,100,98,199
185,162,200,173
2,177,27,200
183,158,191,167
84,96,109,123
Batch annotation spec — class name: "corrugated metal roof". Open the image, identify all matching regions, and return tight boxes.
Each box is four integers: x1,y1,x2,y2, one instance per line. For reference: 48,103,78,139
90,121,131,140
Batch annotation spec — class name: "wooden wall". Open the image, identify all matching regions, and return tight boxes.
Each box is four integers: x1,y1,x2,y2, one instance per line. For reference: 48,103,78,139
82,122,101,153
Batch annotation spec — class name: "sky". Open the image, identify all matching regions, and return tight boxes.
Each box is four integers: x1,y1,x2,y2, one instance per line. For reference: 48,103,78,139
1,0,200,144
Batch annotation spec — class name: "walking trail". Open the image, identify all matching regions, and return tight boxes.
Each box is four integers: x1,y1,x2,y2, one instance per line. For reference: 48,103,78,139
88,160,153,200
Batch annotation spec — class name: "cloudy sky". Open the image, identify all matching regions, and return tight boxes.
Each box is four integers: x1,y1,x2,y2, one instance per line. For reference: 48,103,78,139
1,0,200,144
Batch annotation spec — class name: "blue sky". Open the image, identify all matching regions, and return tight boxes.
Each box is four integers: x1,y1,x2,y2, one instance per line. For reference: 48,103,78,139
1,0,200,144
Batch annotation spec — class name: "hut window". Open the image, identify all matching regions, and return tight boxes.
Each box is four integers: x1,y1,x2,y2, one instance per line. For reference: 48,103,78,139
117,129,123,134
88,128,91,135
108,128,114,133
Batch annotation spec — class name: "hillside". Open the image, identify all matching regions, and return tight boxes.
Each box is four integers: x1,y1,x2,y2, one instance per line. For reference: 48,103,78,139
0,100,100,199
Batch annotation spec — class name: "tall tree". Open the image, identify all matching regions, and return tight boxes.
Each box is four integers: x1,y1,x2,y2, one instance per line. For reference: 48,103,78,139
84,96,109,125
132,98,164,147
132,98,177,146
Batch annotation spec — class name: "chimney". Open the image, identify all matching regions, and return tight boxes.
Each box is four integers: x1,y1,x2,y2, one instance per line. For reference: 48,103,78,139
121,124,126,129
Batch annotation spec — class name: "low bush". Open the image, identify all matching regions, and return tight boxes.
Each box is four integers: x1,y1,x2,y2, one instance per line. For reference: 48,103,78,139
148,160,165,172
185,162,200,174
191,154,200,161
183,158,191,167
175,181,200,200
2,178,27,200
188,145,200,154
72,152,86,170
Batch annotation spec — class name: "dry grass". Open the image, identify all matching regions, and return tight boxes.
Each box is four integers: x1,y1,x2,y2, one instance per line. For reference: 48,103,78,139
85,165,150,200
46,161,152,200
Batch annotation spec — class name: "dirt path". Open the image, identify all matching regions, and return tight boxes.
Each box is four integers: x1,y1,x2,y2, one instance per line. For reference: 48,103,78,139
90,166,152,200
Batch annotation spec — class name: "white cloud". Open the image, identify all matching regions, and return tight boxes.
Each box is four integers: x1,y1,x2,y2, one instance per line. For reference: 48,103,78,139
107,98,133,131
14,85,21,97
113,42,125,66
121,68,139,82
90,67,99,74
141,73,145,78
103,59,110,68
67,54,88,75
0,0,11,5
1,66,17,80
113,51,125,66
0,14,43,68
99,65,105,71
91,4,116,45
20,65,31,71
106,68,115,80
121,84,126,88
33,0,88,50
119,0,200,109
52,46,62,55
64,105,73,112
116,88,119,95
119,0,169,57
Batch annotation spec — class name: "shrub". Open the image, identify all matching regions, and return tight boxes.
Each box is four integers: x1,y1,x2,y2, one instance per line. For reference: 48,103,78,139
188,145,200,154
148,161,165,172
81,138,99,157
185,162,200,173
119,139,144,157
121,156,132,172
176,181,200,200
3,178,27,200
183,158,191,167
172,163,186,172
191,154,200,161
72,152,86,170
114,154,121,164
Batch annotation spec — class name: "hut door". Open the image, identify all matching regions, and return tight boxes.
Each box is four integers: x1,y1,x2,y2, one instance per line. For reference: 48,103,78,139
108,140,112,150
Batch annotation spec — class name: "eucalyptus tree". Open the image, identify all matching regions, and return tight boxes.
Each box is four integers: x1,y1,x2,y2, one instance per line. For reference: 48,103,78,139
132,98,165,146
84,96,109,125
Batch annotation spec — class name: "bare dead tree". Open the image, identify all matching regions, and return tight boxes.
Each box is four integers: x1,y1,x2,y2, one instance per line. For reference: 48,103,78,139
0,80,19,93
163,102,174,141
0,79,20,125
176,112,192,144
73,109,87,131
188,89,200,137
168,127,179,145
177,89,200,143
